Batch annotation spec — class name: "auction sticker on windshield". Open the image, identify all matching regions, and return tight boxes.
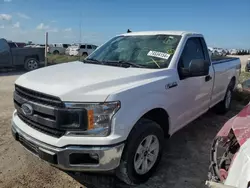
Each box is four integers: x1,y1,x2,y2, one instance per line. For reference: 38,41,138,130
147,51,170,60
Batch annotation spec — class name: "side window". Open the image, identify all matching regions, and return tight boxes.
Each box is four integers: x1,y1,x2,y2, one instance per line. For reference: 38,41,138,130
80,45,86,49
179,38,205,69
0,40,5,50
92,45,97,49
87,45,92,49
63,44,68,48
0,40,10,52
8,42,17,48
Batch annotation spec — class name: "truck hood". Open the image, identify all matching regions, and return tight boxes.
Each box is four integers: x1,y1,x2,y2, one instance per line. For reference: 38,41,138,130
15,61,160,102
217,103,250,146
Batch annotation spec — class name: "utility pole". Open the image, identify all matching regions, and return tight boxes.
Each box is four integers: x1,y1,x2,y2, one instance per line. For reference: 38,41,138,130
45,32,48,66
79,12,82,60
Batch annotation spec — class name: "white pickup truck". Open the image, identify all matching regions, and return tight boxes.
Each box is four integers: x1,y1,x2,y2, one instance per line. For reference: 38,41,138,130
12,31,241,185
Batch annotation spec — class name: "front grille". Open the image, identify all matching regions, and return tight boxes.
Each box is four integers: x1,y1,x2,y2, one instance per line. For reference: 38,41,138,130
14,84,66,138
17,112,65,138
15,85,64,108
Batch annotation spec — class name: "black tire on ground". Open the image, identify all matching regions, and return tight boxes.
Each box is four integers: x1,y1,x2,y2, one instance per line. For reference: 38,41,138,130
82,52,88,58
214,79,235,114
116,118,164,185
53,50,59,55
24,58,39,71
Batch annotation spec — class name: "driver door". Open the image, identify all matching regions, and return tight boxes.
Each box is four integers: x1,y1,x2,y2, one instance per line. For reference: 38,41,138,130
171,37,213,132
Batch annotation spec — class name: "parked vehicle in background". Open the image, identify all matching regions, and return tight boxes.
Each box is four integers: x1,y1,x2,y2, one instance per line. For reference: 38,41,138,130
0,38,45,71
224,49,230,55
68,43,98,57
238,49,250,55
229,49,250,55
230,49,238,55
11,31,240,185
208,47,227,56
206,80,250,188
245,57,250,72
48,43,71,55
65,47,70,55
213,48,227,56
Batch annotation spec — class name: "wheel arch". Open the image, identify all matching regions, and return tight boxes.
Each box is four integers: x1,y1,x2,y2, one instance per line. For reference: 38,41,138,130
127,108,170,139
24,55,39,62
228,76,236,91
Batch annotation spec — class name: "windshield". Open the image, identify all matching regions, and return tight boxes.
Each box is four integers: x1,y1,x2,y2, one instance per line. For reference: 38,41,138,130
86,34,181,69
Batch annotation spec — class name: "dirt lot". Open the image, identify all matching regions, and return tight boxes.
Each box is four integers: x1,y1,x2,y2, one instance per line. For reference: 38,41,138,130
0,55,249,188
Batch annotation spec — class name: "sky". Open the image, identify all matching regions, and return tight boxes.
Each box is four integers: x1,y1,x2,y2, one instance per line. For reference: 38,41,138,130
0,0,249,49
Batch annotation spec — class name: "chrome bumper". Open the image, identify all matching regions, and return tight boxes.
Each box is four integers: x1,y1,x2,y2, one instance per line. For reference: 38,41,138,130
12,122,124,172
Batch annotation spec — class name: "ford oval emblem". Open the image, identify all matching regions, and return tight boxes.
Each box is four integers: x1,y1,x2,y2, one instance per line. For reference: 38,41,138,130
21,103,33,116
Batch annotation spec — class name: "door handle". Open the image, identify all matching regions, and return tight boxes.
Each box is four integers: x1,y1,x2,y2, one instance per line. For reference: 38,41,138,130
205,75,212,82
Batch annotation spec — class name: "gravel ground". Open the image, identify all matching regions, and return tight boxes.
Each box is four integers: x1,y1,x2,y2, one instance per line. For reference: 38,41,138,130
0,55,249,188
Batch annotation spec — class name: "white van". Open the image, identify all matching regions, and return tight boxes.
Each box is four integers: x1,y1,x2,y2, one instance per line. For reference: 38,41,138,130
68,43,98,57
48,43,71,55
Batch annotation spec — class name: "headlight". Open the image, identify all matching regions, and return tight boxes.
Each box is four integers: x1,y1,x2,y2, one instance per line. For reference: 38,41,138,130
64,101,121,136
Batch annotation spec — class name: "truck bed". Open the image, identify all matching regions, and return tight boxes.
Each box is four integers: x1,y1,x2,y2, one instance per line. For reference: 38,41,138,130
211,55,238,64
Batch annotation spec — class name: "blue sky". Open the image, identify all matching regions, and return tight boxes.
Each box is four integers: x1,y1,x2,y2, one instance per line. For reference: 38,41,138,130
0,0,249,49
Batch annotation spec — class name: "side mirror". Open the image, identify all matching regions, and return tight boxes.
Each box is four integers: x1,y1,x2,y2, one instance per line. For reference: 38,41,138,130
189,59,210,77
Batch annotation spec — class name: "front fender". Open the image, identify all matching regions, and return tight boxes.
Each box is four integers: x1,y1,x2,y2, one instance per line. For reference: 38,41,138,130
111,92,171,141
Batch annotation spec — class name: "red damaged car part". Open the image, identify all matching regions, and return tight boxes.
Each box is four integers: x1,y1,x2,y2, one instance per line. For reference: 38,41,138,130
217,104,250,146
208,104,250,182
208,130,240,182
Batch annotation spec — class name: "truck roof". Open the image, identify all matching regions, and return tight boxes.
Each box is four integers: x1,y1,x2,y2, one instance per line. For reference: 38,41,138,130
120,31,201,36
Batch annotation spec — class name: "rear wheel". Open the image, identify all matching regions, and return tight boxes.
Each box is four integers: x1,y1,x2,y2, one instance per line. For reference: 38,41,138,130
214,79,235,114
24,58,39,71
53,50,59,55
82,52,88,58
116,118,164,185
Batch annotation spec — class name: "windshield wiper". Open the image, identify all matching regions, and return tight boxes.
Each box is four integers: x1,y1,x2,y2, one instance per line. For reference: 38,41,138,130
104,60,145,68
83,58,103,65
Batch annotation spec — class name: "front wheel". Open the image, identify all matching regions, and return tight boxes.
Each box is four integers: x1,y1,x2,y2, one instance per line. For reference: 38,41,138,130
116,118,164,185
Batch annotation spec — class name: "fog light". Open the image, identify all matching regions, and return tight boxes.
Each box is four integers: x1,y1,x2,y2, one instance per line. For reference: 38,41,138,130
69,153,98,164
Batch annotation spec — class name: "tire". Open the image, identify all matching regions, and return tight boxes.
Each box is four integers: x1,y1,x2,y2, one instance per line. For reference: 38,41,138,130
53,50,59,55
82,52,88,58
214,80,234,114
116,118,164,185
24,58,39,71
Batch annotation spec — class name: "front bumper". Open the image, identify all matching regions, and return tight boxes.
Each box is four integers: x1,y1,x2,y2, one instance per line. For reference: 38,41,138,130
12,122,125,172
